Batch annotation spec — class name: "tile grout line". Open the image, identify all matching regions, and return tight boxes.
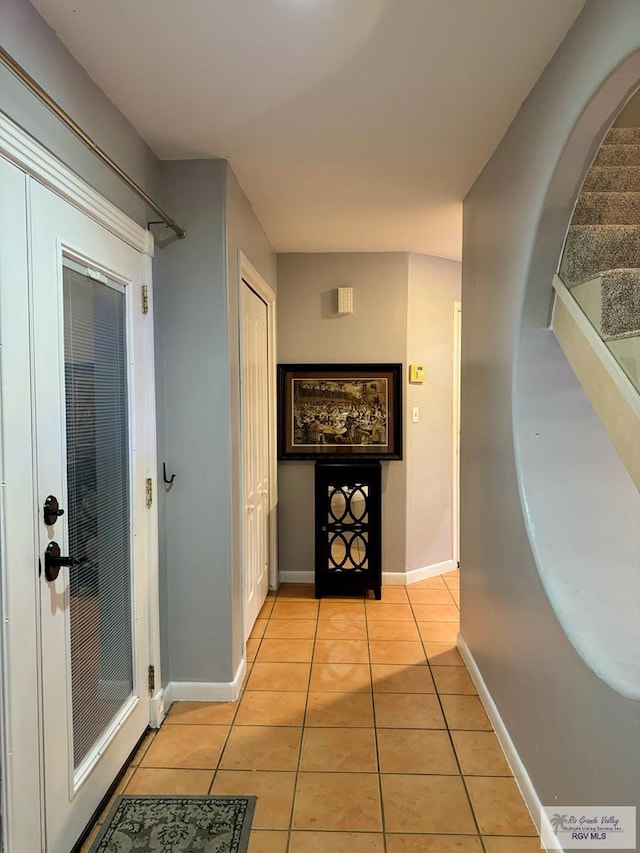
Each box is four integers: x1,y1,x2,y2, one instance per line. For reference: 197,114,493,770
283,590,319,853
130,576,536,850
206,598,272,797
413,589,489,853
117,732,156,803
207,648,253,796
365,591,388,853
373,586,487,846
429,581,539,847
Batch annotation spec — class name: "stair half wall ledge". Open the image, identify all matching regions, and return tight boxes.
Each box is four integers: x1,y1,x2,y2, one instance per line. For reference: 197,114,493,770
515,296,640,700
552,275,640,491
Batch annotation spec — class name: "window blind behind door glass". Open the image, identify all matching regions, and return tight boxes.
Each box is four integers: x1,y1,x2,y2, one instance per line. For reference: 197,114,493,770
63,264,133,771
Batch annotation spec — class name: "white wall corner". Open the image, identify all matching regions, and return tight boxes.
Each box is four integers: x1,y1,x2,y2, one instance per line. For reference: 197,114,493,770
384,559,457,585
404,559,457,585
163,658,248,712
457,634,555,853
381,571,409,585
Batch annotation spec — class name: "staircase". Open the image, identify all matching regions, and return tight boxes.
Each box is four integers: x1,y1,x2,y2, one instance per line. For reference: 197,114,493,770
560,126,640,341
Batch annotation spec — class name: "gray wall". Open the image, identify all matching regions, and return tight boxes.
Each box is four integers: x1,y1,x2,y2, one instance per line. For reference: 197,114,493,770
277,251,461,579
157,160,233,683
462,0,640,815
227,169,278,290
277,253,409,575
406,253,461,571
157,161,276,684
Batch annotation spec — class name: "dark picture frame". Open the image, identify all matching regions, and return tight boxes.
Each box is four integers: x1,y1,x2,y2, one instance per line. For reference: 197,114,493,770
277,363,403,461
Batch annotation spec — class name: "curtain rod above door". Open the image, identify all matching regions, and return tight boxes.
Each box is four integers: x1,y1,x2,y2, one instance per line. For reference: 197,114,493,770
0,45,186,241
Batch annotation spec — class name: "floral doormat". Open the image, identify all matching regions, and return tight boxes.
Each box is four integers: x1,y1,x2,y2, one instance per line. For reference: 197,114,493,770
90,795,256,852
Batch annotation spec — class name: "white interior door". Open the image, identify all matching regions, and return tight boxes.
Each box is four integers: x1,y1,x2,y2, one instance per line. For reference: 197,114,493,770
30,180,150,853
241,282,270,638
453,301,462,568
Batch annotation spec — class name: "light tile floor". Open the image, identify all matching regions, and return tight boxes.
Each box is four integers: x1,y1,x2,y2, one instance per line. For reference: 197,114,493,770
82,571,542,852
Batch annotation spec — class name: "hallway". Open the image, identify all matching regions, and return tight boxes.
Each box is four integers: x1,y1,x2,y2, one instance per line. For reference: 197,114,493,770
82,572,540,852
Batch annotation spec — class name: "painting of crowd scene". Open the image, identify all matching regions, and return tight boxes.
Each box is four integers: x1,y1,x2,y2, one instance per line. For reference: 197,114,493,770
292,378,388,447
278,364,402,460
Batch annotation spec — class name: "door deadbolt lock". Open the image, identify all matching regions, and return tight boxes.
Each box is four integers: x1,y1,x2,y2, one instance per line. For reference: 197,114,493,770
44,541,84,582
43,495,65,527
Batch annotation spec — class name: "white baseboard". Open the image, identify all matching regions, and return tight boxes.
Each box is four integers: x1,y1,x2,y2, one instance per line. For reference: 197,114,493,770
162,658,247,713
457,634,554,852
280,559,457,588
149,688,167,728
387,559,458,585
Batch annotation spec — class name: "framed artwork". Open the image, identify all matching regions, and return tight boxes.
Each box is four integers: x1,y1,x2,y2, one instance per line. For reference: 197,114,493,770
277,363,403,460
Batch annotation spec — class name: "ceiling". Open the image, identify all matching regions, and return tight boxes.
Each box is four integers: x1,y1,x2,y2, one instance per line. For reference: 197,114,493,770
32,0,585,260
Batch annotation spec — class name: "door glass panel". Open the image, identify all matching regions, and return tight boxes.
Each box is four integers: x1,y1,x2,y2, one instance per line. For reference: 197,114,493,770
326,484,370,573
329,489,347,522
63,262,133,771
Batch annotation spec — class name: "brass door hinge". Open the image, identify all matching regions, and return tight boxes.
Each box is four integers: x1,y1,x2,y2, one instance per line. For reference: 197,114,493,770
145,477,153,507
142,284,149,314
148,664,155,693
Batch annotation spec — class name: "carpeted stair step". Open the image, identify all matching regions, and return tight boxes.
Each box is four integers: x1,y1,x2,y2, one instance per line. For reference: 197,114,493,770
594,144,640,167
560,225,640,286
600,269,640,339
582,166,640,192
563,125,640,340
603,126,640,145
573,192,640,225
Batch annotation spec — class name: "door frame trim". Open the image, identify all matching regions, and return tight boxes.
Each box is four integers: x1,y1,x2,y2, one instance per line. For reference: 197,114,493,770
238,251,279,604
0,159,44,853
0,111,154,256
143,254,164,727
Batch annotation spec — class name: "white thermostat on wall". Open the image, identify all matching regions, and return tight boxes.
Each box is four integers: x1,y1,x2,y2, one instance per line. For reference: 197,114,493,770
337,287,354,315
409,364,425,383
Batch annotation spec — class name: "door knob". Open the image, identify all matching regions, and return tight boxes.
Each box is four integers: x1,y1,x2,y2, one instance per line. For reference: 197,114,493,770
43,495,65,527
44,541,85,582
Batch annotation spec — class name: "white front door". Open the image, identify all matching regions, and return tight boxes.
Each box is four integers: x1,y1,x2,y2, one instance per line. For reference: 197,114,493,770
241,282,270,638
30,181,151,853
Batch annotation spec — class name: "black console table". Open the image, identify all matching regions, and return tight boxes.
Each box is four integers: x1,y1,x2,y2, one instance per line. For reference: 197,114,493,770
314,461,382,599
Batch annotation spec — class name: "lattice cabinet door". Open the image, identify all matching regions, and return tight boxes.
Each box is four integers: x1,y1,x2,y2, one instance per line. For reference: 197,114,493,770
314,462,382,599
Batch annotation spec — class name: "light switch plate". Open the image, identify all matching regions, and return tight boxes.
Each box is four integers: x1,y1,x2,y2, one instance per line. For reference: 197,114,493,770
412,406,420,423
